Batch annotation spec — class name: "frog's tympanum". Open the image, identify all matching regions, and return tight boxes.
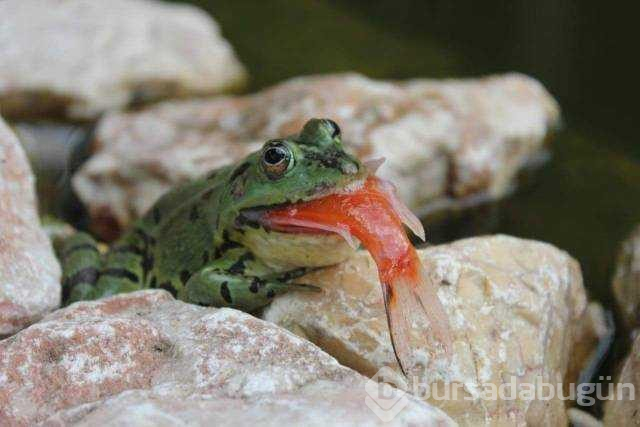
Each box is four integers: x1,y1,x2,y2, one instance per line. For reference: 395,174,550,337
59,118,451,373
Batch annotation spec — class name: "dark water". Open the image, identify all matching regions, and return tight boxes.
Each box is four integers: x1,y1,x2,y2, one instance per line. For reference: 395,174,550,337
189,0,640,307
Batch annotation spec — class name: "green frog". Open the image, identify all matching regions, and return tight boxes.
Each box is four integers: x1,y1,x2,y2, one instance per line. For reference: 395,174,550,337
59,118,367,311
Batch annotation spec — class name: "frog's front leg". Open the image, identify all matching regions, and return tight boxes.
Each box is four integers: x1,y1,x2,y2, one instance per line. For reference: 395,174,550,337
183,249,319,312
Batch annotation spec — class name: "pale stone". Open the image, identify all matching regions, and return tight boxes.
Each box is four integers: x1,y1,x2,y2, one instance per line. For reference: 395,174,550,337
603,333,640,426
0,290,455,426
0,0,247,119
0,116,61,336
42,386,455,427
567,408,602,427
612,224,640,332
566,302,612,389
264,235,592,426
73,73,559,239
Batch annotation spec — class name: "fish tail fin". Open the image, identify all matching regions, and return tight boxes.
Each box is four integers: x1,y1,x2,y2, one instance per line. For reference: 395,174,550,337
415,262,453,355
382,263,452,374
382,281,415,376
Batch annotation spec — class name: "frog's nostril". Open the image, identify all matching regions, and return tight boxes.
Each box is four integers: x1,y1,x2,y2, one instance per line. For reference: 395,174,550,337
323,119,341,139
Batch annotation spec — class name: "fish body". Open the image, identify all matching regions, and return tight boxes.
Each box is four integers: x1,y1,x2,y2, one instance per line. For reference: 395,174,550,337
263,176,452,373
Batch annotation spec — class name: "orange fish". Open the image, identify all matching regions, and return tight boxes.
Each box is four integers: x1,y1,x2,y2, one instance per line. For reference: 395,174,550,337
262,172,452,374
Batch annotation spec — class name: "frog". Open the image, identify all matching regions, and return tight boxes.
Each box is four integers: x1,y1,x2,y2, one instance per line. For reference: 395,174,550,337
59,118,367,311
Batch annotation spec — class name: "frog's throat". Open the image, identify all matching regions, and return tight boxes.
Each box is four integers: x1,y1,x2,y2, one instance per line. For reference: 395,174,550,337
231,227,356,271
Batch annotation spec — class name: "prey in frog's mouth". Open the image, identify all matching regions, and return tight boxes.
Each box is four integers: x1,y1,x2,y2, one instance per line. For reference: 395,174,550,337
236,168,426,254
236,177,369,249
233,187,365,272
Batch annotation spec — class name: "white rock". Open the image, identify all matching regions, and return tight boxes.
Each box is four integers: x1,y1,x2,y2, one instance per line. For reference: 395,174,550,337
0,290,455,426
603,333,640,426
0,0,247,119
42,387,455,427
264,235,594,426
0,116,61,336
567,408,602,427
612,224,640,332
72,72,559,239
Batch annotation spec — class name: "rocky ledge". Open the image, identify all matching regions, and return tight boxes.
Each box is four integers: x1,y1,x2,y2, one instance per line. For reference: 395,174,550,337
612,224,640,334
72,72,560,240
264,235,606,426
604,332,640,426
0,0,247,119
0,290,453,426
602,224,640,426
0,116,61,336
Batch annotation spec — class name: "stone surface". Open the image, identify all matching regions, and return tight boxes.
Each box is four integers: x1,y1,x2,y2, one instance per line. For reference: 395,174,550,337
73,72,559,240
0,290,455,426
0,0,247,119
612,224,640,333
264,235,591,426
42,387,454,427
603,333,640,426
567,408,603,427
566,302,611,388
0,116,61,336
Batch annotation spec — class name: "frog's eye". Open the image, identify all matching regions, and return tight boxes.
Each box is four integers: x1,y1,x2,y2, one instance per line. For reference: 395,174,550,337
261,142,292,179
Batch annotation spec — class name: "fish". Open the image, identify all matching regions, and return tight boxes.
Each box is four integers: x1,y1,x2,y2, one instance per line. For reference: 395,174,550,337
261,173,452,374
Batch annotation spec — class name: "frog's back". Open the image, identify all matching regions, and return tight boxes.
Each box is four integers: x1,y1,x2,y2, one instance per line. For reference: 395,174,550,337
135,166,231,238
94,166,232,298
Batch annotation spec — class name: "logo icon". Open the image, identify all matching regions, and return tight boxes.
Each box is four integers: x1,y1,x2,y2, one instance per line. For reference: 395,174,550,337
364,367,410,422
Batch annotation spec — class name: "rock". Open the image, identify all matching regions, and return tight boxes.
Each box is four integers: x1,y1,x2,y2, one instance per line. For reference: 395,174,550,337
566,302,612,387
0,0,247,120
0,116,60,336
263,235,592,426
603,333,640,426
42,387,453,427
73,72,559,240
567,408,602,427
0,290,455,426
612,224,640,332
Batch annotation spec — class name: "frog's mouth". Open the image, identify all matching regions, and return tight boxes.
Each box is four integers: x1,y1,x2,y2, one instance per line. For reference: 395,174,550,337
239,205,360,248
237,170,425,251
237,191,361,249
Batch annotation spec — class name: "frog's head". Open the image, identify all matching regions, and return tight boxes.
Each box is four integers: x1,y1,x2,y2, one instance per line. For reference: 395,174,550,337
216,118,370,268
